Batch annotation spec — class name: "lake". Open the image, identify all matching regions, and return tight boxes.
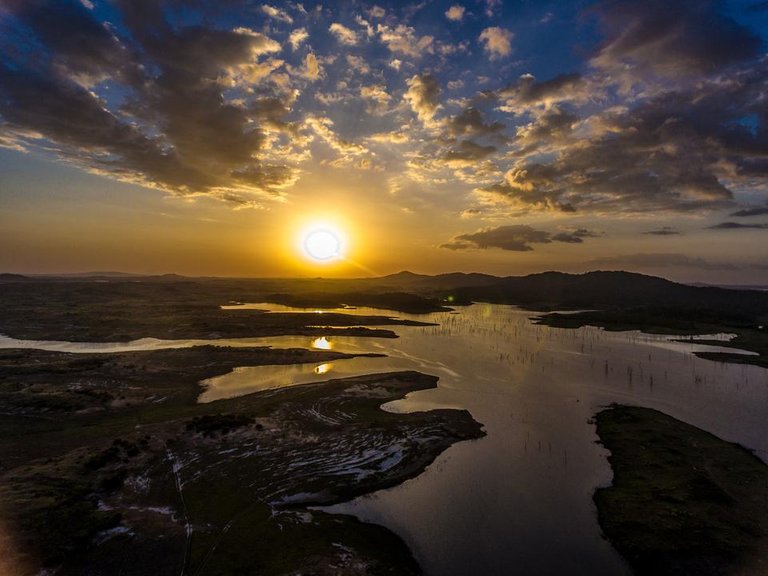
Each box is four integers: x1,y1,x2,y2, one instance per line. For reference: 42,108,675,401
3,303,767,575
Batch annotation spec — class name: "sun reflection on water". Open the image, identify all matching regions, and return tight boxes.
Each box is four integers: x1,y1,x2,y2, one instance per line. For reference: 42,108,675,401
314,362,333,375
312,336,333,350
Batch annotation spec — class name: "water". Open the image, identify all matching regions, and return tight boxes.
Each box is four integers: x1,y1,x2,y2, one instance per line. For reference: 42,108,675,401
220,303,399,316
0,333,370,354
4,303,767,575
318,304,768,576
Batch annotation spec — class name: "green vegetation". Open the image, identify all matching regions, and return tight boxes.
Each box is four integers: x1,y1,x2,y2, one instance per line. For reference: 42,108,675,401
594,405,768,575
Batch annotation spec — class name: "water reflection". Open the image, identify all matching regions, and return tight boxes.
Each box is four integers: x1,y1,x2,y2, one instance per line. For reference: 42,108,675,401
221,302,387,317
198,355,429,403
312,336,333,350
314,362,332,374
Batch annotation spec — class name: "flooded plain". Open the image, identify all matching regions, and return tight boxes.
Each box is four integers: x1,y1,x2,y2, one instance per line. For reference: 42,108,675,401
3,303,768,575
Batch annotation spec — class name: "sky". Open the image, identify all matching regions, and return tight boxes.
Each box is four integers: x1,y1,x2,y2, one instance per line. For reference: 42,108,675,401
1,0,768,282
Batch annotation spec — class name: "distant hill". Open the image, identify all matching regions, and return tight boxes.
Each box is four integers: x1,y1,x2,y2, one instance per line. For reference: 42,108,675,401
4,269,768,322
310,269,768,322
445,270,768,321
689,282,768,291
0,273,31,282
51,271,144,278
32,272,192,282
374,270,501,289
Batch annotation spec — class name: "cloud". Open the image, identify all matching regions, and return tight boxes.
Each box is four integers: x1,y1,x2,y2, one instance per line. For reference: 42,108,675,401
3,0,137,89
440,140,497,167
3,0,767,222
404,73,441,124
447,107,505,137
479,27,513,60
345,54,370,74
443,225,549,251
584,253,736,271
730,205,768,217
513,106,578,153
643,227,682,236
445,5,466,21
360,84,391,114
328,22,358,46
484,0,502,17
377,24,434,57
302,53,321,80
368,5,386,19
551,228,600,243
288,28,309,50
482,61,768,214
707,222,768,229
304,116,368,157
460,207,484,219
442,225,598,251
499,73,586,107
260,5,293,24
471,0,768,218
0,2,300,206
368,130,408,144
590,0,761,77
360,85,390,102
355,15,376,38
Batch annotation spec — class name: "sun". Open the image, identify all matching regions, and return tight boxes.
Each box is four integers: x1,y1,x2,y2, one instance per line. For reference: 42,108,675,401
302,228,343,262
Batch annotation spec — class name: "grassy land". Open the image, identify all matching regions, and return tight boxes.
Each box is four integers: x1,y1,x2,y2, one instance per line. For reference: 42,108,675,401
594,405,768,576
535,308,768,368
0,339,483,575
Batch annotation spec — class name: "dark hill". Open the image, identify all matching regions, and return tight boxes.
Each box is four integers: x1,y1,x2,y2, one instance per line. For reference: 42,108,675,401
449,271,768,321
374,270,500,290
0,273,31,282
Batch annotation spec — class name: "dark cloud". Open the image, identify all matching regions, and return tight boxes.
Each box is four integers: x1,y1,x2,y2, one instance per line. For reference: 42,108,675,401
730,205,768,217
446,107,505,137
442,225,598,251
503,73,585,105
551,228,600,243
440,140,497,166
513,107,579,154
0,0,296,204
584,253,737,271
708,221,768,229
4,0,140,86
643,227,682,235
591,0,762,76
482,60,768,213
0,61,208,190
405,73,441,124
476,1,768,217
